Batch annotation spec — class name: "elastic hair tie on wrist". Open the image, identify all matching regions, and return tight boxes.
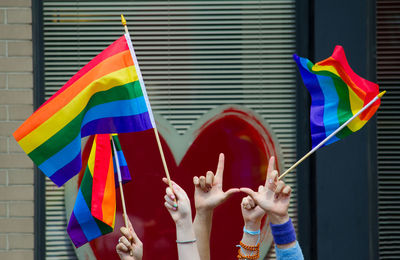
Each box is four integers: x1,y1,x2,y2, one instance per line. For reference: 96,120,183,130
270,218,296,245
243,227,261,236
176,239,197,244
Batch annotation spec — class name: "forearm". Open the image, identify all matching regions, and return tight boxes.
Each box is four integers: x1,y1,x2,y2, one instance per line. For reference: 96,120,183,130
193,209,213,260
176,219,200,260
238,221,261,259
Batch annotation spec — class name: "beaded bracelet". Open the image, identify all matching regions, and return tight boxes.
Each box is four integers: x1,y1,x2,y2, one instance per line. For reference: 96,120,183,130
176,239,197,244
237,248,259,259
236,241,260,259
239,241,259,251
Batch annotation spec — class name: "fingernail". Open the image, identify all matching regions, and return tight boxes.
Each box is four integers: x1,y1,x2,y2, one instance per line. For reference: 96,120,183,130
173,203,178,208
170,195,175,200
268,178,273,184
173,206,177,211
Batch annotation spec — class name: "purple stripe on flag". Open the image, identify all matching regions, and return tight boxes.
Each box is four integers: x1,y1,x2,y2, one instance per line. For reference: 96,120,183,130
67,212,88,248
294,55,327,148
48,153,82,187
115,166,131,188
81,113,153,138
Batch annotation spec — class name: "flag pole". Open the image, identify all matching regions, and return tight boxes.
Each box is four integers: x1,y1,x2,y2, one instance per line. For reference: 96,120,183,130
121,15,177,206
111,136,129,229
278,90,386,180
111,136,133,256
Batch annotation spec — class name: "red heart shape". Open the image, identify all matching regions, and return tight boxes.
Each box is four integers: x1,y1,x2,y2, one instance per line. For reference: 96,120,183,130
78,107,280,259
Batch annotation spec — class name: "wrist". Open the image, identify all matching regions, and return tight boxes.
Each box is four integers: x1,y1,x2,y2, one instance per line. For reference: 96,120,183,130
270,218,296,245
195,207,213,217
269,213,289,225
244,220,261,231
175,216,193,229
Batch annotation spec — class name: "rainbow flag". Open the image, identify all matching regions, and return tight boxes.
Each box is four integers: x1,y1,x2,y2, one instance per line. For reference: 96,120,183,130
68,134,118,248
13,33,155,187
294,46,380,148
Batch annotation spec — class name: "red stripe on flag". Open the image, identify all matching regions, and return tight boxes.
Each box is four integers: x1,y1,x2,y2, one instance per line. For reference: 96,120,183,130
91,134,113,221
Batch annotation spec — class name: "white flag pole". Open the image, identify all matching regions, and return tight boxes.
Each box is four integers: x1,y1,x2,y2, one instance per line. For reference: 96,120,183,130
121,15,176,206
111,135,132,256
278,90,386,180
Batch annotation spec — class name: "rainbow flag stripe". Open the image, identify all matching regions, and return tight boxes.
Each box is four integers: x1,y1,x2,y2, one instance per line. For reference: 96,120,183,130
13,34,155,186
111,134,131,187
67,134,116,248
294,46,380,148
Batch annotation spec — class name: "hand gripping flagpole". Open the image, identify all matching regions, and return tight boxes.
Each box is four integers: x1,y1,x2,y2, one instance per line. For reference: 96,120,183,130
121,15,177,206
278,90,386,180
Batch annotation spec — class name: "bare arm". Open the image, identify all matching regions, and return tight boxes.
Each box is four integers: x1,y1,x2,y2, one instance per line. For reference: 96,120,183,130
238,196,265,259
163,178,200,260
192,153,240,260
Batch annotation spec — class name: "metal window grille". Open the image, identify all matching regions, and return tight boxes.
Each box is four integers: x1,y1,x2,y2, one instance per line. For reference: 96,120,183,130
376,0,400,259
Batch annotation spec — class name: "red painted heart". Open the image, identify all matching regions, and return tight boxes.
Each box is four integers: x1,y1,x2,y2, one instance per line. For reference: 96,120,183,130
68,106,281,259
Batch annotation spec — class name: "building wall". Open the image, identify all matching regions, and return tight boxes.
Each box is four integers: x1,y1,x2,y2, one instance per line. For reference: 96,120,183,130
0,0,34,259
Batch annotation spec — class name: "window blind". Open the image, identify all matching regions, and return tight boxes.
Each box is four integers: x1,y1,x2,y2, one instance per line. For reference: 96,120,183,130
376,0,400,259
42,1,297,259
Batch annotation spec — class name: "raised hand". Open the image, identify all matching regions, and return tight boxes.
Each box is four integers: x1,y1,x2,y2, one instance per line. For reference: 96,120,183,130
163,178,193,225
163,178,200,260
193,153,239,212
240,156,292,224
116,217,143,260
241,196,266,229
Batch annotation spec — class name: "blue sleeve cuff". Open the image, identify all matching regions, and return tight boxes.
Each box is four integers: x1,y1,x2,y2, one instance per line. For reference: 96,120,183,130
275,241,304,260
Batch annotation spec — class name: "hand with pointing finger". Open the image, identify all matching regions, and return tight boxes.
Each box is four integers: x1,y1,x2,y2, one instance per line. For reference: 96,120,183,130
193,153,239,260
116,217,143,260
193,153,240,212
240,156,292,225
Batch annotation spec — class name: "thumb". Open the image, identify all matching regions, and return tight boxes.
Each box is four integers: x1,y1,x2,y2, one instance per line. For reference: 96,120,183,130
224,188,240,199
240,188,258,202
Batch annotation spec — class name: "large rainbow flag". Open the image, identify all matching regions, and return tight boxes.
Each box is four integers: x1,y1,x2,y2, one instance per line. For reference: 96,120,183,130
294,46,380,148
13,33,155,187
67,134,129,248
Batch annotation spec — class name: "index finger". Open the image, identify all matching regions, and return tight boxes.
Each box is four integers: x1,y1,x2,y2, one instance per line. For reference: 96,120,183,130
215,153,225,181
265,156,276,185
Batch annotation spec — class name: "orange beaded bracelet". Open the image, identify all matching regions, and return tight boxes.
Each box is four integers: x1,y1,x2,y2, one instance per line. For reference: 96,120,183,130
237,248,260,259
236,241,260,259
239,241,260,251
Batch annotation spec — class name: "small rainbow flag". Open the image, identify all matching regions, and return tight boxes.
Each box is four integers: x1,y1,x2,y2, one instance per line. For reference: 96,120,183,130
67,134,129,248
13,33,155,187
294,46,380,148
111,134,131,187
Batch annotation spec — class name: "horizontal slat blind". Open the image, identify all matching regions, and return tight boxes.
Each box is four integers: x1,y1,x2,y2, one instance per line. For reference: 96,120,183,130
376,0,400,259
43,1,296,259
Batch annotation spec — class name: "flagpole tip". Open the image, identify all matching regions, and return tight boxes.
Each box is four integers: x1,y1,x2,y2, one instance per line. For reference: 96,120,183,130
378,90,386,98
121,14,127,26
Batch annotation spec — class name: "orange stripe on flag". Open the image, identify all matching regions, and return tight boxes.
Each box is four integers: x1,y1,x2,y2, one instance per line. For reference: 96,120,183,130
14,50,133,141
102,155,116,227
